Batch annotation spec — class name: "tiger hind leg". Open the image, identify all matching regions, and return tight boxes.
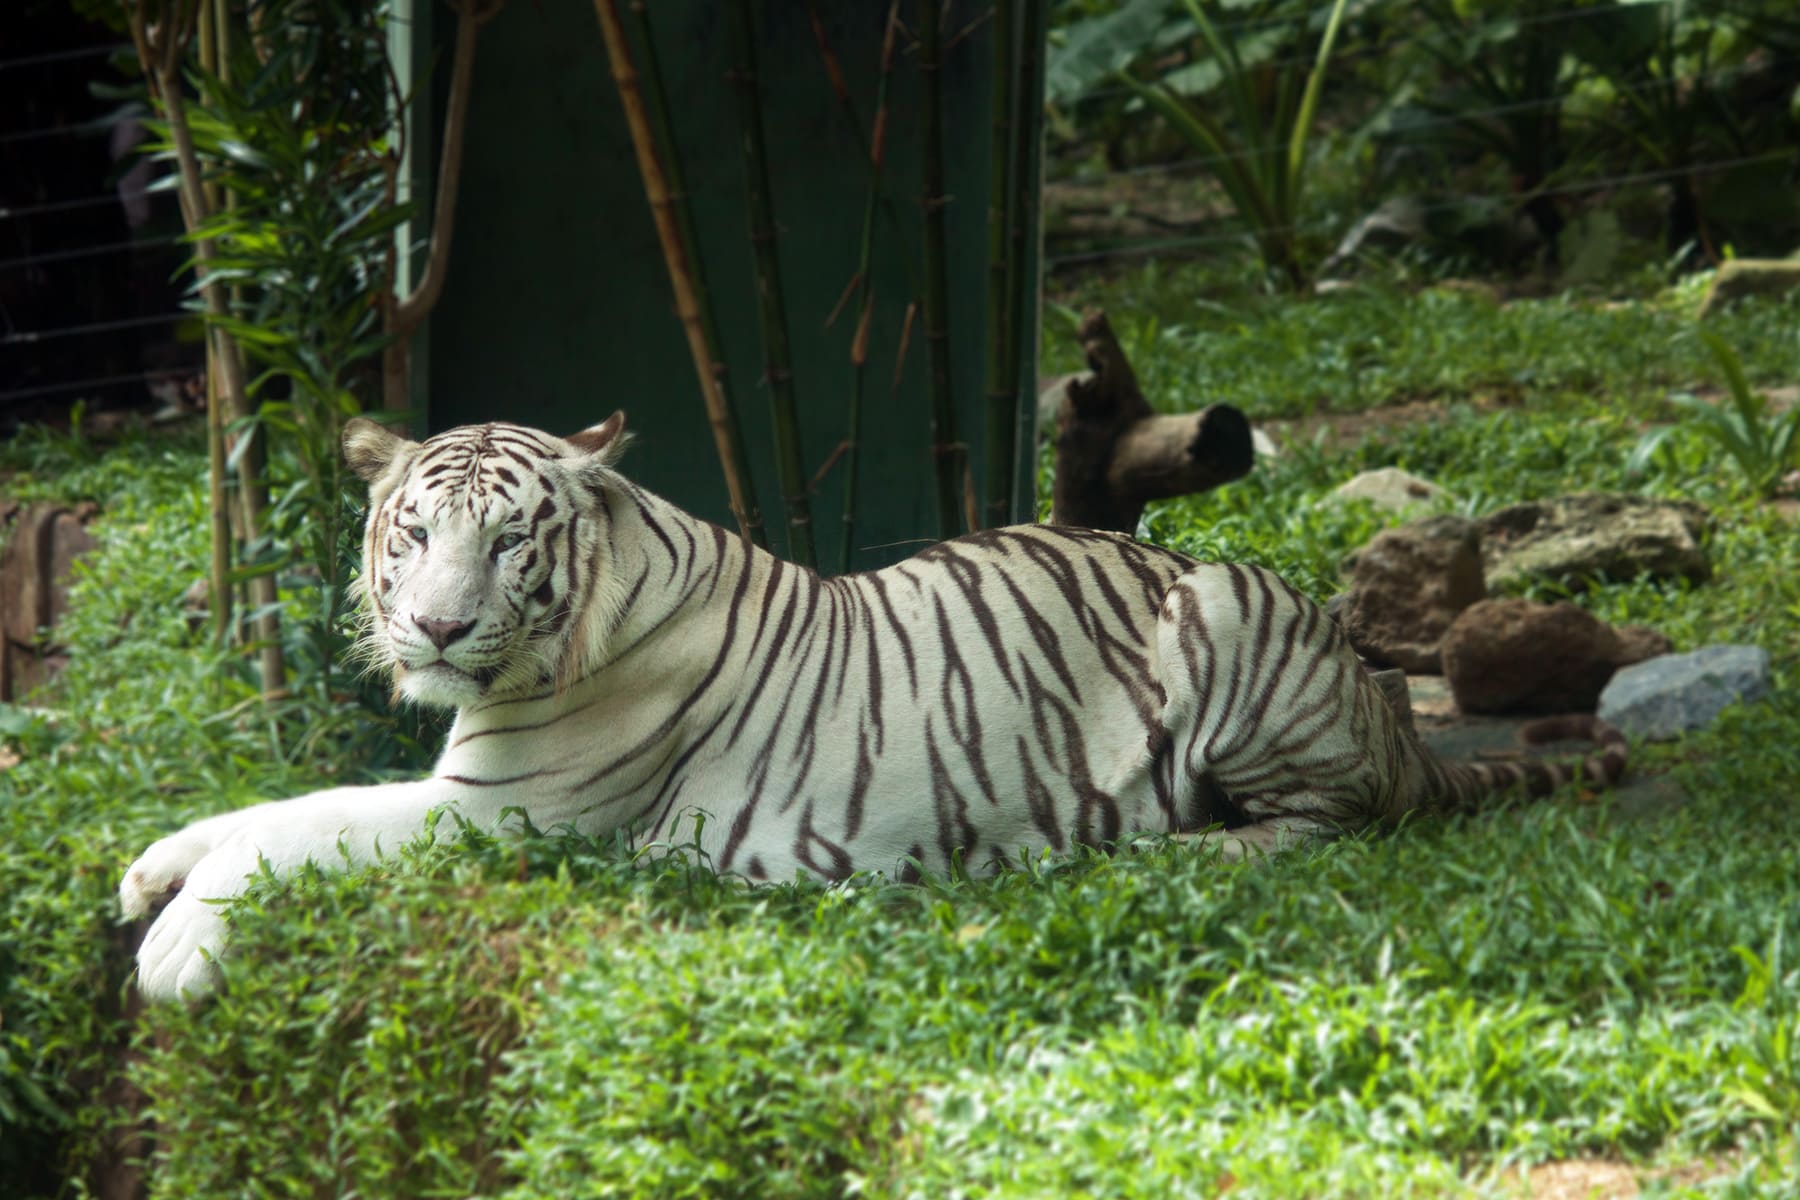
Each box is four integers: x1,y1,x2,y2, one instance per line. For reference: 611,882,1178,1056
1153,561,1428,844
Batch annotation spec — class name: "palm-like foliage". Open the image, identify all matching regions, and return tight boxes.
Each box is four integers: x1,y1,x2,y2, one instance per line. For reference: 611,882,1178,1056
145,0,408,705
1630,332,1800,497
1120,0,1350,288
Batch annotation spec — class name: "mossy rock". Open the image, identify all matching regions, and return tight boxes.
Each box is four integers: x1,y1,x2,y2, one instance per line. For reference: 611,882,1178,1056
1697,259,1800,319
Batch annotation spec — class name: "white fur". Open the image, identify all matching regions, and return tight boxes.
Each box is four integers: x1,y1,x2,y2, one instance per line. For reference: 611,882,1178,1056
122,418,1523,1002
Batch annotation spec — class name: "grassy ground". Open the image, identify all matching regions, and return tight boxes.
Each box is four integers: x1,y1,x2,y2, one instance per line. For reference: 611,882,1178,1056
1043,265,1800,421
3,270,1798,1197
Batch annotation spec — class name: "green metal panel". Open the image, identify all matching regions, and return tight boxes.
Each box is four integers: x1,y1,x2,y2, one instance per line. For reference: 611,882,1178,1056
423,3,1042,572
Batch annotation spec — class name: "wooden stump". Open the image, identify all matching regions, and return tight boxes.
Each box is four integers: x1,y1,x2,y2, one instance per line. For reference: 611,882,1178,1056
1045,309,1253,533
0,501,99,702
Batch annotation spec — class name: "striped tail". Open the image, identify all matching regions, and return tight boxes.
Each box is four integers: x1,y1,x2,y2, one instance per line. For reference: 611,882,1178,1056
1434,714,1629,812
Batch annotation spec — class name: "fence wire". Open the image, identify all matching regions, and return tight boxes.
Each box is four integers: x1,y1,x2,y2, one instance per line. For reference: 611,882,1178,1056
1,34,191,417
3,7,1790,406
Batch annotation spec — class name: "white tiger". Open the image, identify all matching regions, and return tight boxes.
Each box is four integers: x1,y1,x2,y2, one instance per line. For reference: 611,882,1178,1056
120,414,1625,1000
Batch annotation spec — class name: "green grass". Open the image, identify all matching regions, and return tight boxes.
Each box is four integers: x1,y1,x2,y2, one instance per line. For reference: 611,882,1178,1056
1045,264,1800,422
5,275,1800,1197
0,427,437,1194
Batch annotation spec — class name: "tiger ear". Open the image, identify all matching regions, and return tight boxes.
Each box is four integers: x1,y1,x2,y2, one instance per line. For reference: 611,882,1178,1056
343,417,415,482
565,411,630,466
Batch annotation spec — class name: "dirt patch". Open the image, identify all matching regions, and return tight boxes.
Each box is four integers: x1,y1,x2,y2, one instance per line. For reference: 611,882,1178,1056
1254,378,1800,451
1044,169,1230,261
1258,391,1528,452
1490,1153,1737,1198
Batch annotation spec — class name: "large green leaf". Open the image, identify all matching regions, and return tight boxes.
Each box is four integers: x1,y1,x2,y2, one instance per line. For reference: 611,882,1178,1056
1046,0,1177,107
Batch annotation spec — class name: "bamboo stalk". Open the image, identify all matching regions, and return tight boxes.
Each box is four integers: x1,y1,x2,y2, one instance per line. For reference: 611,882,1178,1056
918,0,964,539
204,344,232,646
393,0,501,334
836,2,901,573
1009,0,1048,522
981,0,1017,530
128,0,286,698
208,0,265,641
614,0,767,550
196,0,220,214
382,0,505,417
197,0,231,646
727,0,816,568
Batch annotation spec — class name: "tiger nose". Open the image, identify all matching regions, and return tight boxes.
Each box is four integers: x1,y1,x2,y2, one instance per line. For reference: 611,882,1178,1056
415,616,475,649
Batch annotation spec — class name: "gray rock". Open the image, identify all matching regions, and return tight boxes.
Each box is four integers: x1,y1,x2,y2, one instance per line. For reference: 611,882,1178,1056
1597,644,1772,740
1481,493,1712,590
1335,515,1485,673
1320,194,1542,279
1327,467,1450,516
1036,373,1077,435
1322,196,1430,276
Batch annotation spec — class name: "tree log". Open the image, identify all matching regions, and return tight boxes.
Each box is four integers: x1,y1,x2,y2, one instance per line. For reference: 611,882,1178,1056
1048,309,1253,533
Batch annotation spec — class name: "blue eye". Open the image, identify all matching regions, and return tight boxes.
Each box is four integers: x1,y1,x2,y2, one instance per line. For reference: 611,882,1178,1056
495,531,526,553
407,525,429,545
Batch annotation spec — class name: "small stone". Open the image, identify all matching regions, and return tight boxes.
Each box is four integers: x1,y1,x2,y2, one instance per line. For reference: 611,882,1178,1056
2,502,100,702
1597,644,1773,741
1441,598,1671,715
1328,467,1450,516
1481,493,1711,590
1336,515,1485,673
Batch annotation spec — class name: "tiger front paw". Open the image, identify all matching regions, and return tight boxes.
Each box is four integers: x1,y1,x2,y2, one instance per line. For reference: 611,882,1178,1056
123,815,268,1001
134,888,230,1001
120,826,218,920
119,802,270,921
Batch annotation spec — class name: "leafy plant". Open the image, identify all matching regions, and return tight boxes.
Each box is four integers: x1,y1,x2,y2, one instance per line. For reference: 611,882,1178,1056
178,2,406,707
1378,0,1596,258
1565,0,1793,262
134,0,412,722
1629,330,1800,496
1121,0,1351,287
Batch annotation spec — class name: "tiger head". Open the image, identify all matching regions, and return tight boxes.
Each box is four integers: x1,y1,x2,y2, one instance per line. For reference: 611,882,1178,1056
342,413,631,708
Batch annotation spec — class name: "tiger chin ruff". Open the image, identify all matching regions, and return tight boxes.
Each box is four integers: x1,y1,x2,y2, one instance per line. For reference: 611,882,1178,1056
120,413,1627,1000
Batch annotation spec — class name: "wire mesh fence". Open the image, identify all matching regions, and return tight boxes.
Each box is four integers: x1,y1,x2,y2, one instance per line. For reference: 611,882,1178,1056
0,29,196,429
